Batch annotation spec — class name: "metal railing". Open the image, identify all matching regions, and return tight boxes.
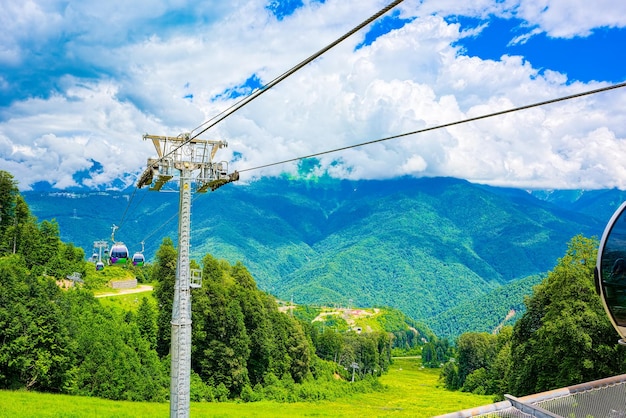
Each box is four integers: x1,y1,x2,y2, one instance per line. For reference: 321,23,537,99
436,374,626,418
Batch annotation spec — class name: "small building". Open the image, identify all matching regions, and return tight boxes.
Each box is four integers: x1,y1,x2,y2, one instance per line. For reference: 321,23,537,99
110,278,138,289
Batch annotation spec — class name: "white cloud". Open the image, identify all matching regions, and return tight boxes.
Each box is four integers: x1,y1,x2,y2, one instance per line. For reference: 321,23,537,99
0,0,63,65
508,27,543,46
0,79,163,189
0,0,625,191
514,0,626,38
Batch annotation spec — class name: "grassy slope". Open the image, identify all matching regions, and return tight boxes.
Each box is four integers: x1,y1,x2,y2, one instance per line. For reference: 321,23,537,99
95,288,155,312
0,358,492,417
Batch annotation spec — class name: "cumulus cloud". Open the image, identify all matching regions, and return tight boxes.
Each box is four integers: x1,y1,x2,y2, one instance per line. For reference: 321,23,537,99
514,0,626,38
0,79,163,189
0,0,625,191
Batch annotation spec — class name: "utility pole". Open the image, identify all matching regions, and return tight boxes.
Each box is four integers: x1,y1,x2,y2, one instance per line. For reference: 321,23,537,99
137,133,238,418
66,272,83,287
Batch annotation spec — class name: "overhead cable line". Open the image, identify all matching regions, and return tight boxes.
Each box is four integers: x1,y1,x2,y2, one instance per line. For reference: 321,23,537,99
123,81,626,256
144,0,405,168
116,186,140,231
136,189,220,256
112,176,152,242
134,82,626,251
236,81,626,173
140,206,178,244
189,0,404,141
126,0,405,247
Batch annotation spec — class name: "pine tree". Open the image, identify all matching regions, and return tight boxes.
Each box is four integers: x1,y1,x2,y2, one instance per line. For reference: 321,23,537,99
137,297,158,350
153,237,177,357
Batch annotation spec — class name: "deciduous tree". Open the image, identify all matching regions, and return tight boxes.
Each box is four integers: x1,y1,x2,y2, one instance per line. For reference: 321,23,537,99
509,235,626,395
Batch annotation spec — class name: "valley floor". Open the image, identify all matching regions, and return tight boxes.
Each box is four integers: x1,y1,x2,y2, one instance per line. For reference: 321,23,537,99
0,358,492,417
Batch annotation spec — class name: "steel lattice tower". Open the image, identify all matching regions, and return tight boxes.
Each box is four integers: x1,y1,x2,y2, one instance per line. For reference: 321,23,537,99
137,134,237,417
170,168,192,416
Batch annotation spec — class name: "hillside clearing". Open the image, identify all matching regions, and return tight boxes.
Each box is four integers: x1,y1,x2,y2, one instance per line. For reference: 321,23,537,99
94,284,154,298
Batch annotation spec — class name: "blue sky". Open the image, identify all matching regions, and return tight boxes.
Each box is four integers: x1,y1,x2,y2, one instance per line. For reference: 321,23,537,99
454,17,626,83
1,0,626,191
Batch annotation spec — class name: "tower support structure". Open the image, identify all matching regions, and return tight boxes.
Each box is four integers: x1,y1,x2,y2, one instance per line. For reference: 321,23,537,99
93,240,108,262
137,133,237,418
170,168,193,417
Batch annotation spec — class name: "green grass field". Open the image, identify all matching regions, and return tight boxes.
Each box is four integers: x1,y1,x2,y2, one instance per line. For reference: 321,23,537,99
0,358,493,417
95,286,155,312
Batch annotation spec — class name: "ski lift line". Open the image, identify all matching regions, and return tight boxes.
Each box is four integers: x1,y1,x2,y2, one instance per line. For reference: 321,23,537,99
122,186,150,229
119,181,205,256
189,0,404,140
129,0,404,245
112,177,159,250
137,192,205,247
111,172,155,240
194,0,403,139
105,183,166,256
236,81,626,174
115,186,140,232
129,81,626,253
139,0,404,172
140,211,177,244
133,0,403,196
132,192,208,262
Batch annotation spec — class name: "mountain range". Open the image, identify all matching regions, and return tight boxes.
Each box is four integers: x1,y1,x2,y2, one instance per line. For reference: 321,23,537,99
23,175,626,339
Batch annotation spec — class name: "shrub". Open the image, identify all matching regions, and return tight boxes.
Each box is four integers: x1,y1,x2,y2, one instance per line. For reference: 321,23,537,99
215,383,229,402
190,372,214,402
240,384,261,402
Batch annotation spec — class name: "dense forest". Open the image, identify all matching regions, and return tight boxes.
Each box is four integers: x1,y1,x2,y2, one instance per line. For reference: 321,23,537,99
23,174,613,338
5,166,626,406
429,235,626,398
427,273,545,340
0,170,414,402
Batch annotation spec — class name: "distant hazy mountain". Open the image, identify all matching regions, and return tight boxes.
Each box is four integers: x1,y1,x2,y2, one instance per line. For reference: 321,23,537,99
23,176,621,338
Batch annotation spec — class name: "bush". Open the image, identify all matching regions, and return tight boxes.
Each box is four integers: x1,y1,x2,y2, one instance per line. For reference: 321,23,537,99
391,346,421,357
215,383,229,402
463,367,489,394
441,361,461,390
240,384,261,402
190,372,214,402
309,357,337,381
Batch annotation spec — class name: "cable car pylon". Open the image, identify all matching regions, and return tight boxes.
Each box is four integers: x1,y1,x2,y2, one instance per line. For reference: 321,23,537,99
93,240,108,271
137,132,238,418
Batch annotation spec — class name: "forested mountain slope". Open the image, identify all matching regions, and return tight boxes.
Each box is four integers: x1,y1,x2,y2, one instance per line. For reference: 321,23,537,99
24,176,613,330
532,188,626,221
427,274,545,340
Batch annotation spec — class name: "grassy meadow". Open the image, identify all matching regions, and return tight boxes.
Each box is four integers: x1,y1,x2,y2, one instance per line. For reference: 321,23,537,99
0,357,493,417
94,286,155,312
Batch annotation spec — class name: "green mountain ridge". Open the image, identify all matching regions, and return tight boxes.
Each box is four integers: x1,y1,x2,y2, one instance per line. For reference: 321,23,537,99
23,176,613,338
427,274,545,340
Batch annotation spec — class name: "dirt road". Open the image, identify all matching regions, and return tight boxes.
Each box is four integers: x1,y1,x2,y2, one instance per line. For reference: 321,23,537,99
94,285,154,298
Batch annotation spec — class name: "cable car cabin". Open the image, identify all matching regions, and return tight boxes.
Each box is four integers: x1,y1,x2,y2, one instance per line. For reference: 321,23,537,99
597,201,626,344
109,243,130,265
132,252,145,266
96,261,105,271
